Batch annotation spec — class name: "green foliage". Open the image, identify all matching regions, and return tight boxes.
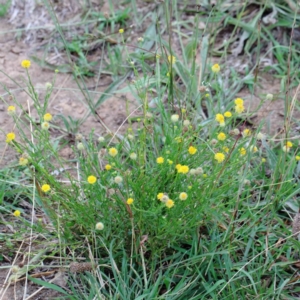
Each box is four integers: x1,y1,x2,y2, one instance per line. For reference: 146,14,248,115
0,1,10,18
1,1,300,299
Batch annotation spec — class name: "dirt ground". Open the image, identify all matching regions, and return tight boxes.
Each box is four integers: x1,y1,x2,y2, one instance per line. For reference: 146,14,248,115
1,1,300,299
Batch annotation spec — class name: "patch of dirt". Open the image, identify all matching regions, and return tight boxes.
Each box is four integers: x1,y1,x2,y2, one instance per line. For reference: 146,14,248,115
240,73,300,137
0,13,139,168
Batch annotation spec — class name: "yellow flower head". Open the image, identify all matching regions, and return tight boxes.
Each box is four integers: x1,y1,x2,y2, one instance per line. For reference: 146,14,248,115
13,210,21,217
87,175,97,184
19,157,28,166
43,113,52,122
6,132,15,143
239,147,247,156
179,192,188,201
215,113,224,123
175,164,182,170
157,193,164,200
157,156,164,164
177,165,189,174
224,111,232,118
235,104,245,114
211,63,220,73
119,28,124,34
21,60,31,68
7,106,16,115
223,146,229,153
234,98,244,106
41,184,51,193
108,147,118,157
168,55,176,64
242,129,251,137
167,159,173,165
217,132,226,141
283,141,293,152
214,152,225,163
188,146,197,155
296,155,300,161
165,199,174,208
250,145,258,153
105,164,112,170
127,198,134,205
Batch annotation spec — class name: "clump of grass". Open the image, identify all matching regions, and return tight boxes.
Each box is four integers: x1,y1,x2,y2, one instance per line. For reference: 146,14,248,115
1,2,300,299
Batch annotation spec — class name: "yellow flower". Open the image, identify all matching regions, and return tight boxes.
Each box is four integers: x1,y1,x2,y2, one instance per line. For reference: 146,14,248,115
157,156,164,164
175,164,182,170
41,184,50,193
43,113,52,121
21,60,31,68
211,63,220,73
179,192,188,201
108,147,118,157
41,122,50,130
234,98,244,106
214,153,225,163
127,198,134,205
177,165,189,174
7,106,16,115
261,158,266,163
105,164,112,170
6,132,15,143
13,210,21,217
215,113,224,123
217,132,226,141
188,146,197,155
87,175,97,184
203,173,208,178
283,141,293,152
168,55,176,64
167,159,173,165
242,129,251,137
157,193,164,200
250,145,258,153
224,111,232,118
223,146,229,153
119,28,124,34
296,156,300,161
95,222,104,230
235,104,245,114
19,157,28,166
239,147,247,156
165,199,174,208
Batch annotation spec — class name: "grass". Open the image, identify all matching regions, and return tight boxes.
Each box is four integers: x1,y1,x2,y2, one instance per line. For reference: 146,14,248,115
1,0,300,299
